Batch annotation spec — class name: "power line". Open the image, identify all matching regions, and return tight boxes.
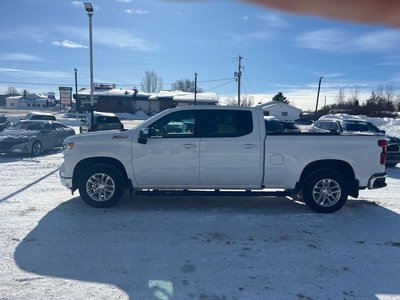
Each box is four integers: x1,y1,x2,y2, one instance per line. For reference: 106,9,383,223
0,77,236,89
204,80,235,92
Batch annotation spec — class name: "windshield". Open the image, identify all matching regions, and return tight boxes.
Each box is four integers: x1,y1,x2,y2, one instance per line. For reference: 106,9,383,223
11,122,43,131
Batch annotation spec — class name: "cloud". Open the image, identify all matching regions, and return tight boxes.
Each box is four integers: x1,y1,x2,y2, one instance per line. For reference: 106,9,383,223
117,0,132,2
0,53,42,61
258,14,290,28
297,29,400,53
242,16,249,21
225,31,273,44
0,67,70,79
125,9,150,15
355,30,400,52
296,29,347,52
71,1,83,7
52,40,88,49
57,26,158,52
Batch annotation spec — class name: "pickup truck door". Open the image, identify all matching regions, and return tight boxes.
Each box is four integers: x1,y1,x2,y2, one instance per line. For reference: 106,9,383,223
198,110,263,188
132,110,200,188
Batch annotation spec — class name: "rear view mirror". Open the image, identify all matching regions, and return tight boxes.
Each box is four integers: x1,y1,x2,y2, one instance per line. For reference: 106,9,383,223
138,128,149,144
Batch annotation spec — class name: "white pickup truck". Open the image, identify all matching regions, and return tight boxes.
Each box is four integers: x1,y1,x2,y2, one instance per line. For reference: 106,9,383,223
60,106,388,213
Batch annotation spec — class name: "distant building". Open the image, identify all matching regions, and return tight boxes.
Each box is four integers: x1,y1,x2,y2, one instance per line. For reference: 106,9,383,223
76,85,151,114
76,84,219,114
256,101,302,121
148,91,218,114
0,95,6,107
5,93,54,110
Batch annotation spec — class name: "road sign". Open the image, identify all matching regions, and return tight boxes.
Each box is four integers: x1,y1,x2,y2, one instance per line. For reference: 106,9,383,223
59,87,72,105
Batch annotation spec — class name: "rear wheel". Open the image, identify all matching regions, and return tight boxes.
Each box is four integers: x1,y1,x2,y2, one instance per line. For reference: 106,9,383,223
31,140,43,156
302,170,348,213
78,164,126,208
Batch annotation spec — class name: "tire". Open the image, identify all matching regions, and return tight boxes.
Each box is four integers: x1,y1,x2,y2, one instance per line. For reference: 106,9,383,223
78,164,126,208
385,163,397,168
302,170,348,213
31,140,43,156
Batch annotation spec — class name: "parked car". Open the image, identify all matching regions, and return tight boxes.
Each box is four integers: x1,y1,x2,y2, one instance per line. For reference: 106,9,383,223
264,116,284,133
79,112,124,133
311,118,400,167
0,115,11,132
280,121,301,133
26,112,57,121
0,120,75,156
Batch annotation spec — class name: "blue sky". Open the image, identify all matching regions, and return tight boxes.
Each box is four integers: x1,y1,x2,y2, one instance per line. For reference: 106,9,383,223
1,0,400,110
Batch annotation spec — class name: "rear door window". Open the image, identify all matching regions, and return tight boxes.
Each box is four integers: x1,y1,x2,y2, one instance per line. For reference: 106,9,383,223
198,110,253,138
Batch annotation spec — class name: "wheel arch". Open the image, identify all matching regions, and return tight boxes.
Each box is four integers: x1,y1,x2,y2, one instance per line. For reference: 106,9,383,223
296,159,359,198
72,157,128,191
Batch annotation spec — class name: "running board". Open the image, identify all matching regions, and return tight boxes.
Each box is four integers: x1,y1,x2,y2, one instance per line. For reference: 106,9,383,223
135,189,292,197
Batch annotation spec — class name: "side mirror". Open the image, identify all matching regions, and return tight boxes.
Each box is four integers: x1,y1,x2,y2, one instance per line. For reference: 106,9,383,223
138,128,149,144
380,130,386,134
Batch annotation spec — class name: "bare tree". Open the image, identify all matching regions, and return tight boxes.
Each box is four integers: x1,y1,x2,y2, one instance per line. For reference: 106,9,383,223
385,84,396,102
140,70,163,93
241,94,255,107
374,85,385,99
348,87,360,105
224,98,238,106
171,78,202,93
336,88,346,104
5,86,20,96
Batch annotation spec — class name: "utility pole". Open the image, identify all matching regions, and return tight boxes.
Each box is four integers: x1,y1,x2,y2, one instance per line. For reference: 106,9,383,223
194,72,197,106
234,55,243,106
324,96,327,107
314,76,323,122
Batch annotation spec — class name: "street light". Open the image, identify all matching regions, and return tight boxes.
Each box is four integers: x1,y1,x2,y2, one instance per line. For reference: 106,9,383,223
84,2,94,131
194,73,198,106
74,68,79,119
314,76,323,122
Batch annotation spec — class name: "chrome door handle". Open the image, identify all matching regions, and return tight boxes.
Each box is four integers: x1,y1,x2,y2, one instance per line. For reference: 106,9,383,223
242,144,257,149
183,144,196,149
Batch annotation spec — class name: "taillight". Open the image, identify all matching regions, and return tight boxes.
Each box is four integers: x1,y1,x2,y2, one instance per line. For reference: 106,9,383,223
378,139,388,165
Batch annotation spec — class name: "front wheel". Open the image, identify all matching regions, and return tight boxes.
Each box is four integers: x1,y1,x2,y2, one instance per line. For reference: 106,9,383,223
78,164,126,208
31,140,43,156
302,170,348,213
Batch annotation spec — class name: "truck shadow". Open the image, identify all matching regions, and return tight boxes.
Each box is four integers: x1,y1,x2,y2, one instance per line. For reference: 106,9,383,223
15,195,400,299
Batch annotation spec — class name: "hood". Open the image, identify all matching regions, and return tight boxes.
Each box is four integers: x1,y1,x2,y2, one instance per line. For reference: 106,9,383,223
0,129,39,141
64,129,132,143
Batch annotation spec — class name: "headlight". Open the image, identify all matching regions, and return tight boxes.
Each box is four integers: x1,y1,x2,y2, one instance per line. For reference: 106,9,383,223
63,141,75,152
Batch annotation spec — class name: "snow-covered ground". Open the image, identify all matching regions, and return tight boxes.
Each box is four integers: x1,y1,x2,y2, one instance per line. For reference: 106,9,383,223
0,109,400,299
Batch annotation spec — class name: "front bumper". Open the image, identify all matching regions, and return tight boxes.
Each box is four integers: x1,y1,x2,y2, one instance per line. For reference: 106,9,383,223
59,164,73,189
368,172,387,189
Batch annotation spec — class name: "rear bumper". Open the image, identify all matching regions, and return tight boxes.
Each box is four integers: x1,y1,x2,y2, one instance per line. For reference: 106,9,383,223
367,172,387,189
